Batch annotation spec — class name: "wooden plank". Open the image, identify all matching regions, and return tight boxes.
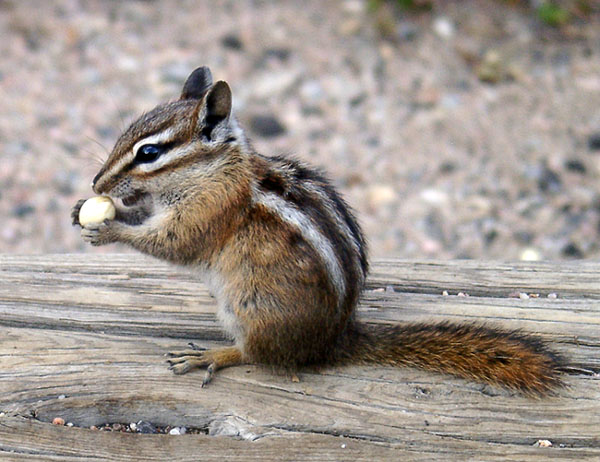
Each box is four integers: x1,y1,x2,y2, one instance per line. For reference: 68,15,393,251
6,414,595,462
369,259,600,299
2,327,598,460
3,254,600,297
1,255,599,460
0,415,405,462
0,255,597,367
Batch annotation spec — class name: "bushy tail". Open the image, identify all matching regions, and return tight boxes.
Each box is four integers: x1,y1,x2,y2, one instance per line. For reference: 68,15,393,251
335,321,563,395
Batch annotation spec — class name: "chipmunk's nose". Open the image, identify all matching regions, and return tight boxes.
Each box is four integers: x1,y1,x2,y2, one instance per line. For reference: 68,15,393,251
91,168,106,194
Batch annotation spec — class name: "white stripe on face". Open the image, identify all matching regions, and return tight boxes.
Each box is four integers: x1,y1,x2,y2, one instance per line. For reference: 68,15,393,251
103,128,177,181
132,128,176,157
253,188,346,303
134,144,196,173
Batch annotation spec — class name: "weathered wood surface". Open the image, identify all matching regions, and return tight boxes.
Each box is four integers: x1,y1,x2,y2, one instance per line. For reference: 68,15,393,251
0,254,598,461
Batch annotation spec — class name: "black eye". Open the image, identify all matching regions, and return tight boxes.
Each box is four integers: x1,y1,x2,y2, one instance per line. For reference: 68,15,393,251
135,144,164,164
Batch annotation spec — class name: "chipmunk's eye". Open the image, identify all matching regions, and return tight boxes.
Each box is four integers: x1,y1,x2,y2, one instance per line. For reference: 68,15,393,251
135,144,164,164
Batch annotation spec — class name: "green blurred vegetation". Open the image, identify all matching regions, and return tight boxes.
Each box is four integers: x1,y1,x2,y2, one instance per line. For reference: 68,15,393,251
368,0,595,27
536,2,571,26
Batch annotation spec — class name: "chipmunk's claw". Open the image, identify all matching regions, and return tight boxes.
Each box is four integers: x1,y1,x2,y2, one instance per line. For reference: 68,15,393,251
81,220,115,246
71,199,87,226
166,345,243,386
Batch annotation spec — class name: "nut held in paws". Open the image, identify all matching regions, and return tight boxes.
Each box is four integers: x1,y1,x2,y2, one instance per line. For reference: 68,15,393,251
78,196,116,226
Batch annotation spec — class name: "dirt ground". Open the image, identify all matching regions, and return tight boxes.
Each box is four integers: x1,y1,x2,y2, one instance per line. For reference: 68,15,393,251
1,0,600,261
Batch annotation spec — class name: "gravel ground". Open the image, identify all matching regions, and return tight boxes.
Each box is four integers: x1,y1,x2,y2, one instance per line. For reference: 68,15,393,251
1,0,600,261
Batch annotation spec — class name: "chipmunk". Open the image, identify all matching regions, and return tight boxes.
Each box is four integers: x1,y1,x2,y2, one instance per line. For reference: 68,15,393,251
72,66,562,394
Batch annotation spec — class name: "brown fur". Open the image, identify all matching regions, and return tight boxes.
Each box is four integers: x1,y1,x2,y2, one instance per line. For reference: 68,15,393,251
336,322,562,395
74,66,563,395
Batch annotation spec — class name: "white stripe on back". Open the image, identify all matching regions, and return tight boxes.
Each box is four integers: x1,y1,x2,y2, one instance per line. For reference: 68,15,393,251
252,187,346,303
304,182,362,257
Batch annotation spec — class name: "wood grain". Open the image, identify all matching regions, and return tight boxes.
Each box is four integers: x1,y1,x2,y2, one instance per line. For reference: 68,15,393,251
0,254,598,461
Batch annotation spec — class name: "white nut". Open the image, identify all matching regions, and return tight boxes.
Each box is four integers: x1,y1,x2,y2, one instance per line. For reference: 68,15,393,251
79,196,116,226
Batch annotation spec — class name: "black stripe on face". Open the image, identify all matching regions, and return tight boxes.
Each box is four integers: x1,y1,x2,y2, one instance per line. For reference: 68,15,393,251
134,144,240,180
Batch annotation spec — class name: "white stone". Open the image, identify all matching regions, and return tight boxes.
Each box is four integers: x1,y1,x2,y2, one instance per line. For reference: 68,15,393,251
433,17,455,39
520,248,541,261
420,188,449,206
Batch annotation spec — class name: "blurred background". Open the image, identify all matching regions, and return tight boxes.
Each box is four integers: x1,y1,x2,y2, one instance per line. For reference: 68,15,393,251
1,0,599,260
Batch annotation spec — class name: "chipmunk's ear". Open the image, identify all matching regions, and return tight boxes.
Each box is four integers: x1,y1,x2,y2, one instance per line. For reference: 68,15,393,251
180,66,213,100
198,81,232,141
205,81,232,122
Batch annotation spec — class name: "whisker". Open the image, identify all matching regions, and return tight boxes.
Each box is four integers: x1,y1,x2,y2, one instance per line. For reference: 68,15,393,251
107,87,128,132
76,147,106,166
85,135,110,157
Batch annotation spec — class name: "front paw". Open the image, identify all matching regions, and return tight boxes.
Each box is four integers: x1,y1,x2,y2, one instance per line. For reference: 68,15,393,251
71,199,87,226
81,220,117,246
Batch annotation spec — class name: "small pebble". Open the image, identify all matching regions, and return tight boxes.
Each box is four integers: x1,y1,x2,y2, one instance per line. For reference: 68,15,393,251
90,425,98,430
129,422,137,431
58,394,66,400
519,293,530,300
457,292,469,297
136,420,157,434
562,242,583,258
565,159,586,174
342,0,363,14
169,427,182,435
341,443,347,449
221,33,243,51
397,22,418,42
442,290,449,296
264,48,291,61
433,17,455,39
249,115,286,138
538,165,562,193
420,188,449,206
520,248,541,261
66,422,74,427
547,293,558,299
477,50,503,83
12,204,35,218
367,185,397,207
385,285,395,293
534,439,553,447
588,133,600,151
52,417,65,426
